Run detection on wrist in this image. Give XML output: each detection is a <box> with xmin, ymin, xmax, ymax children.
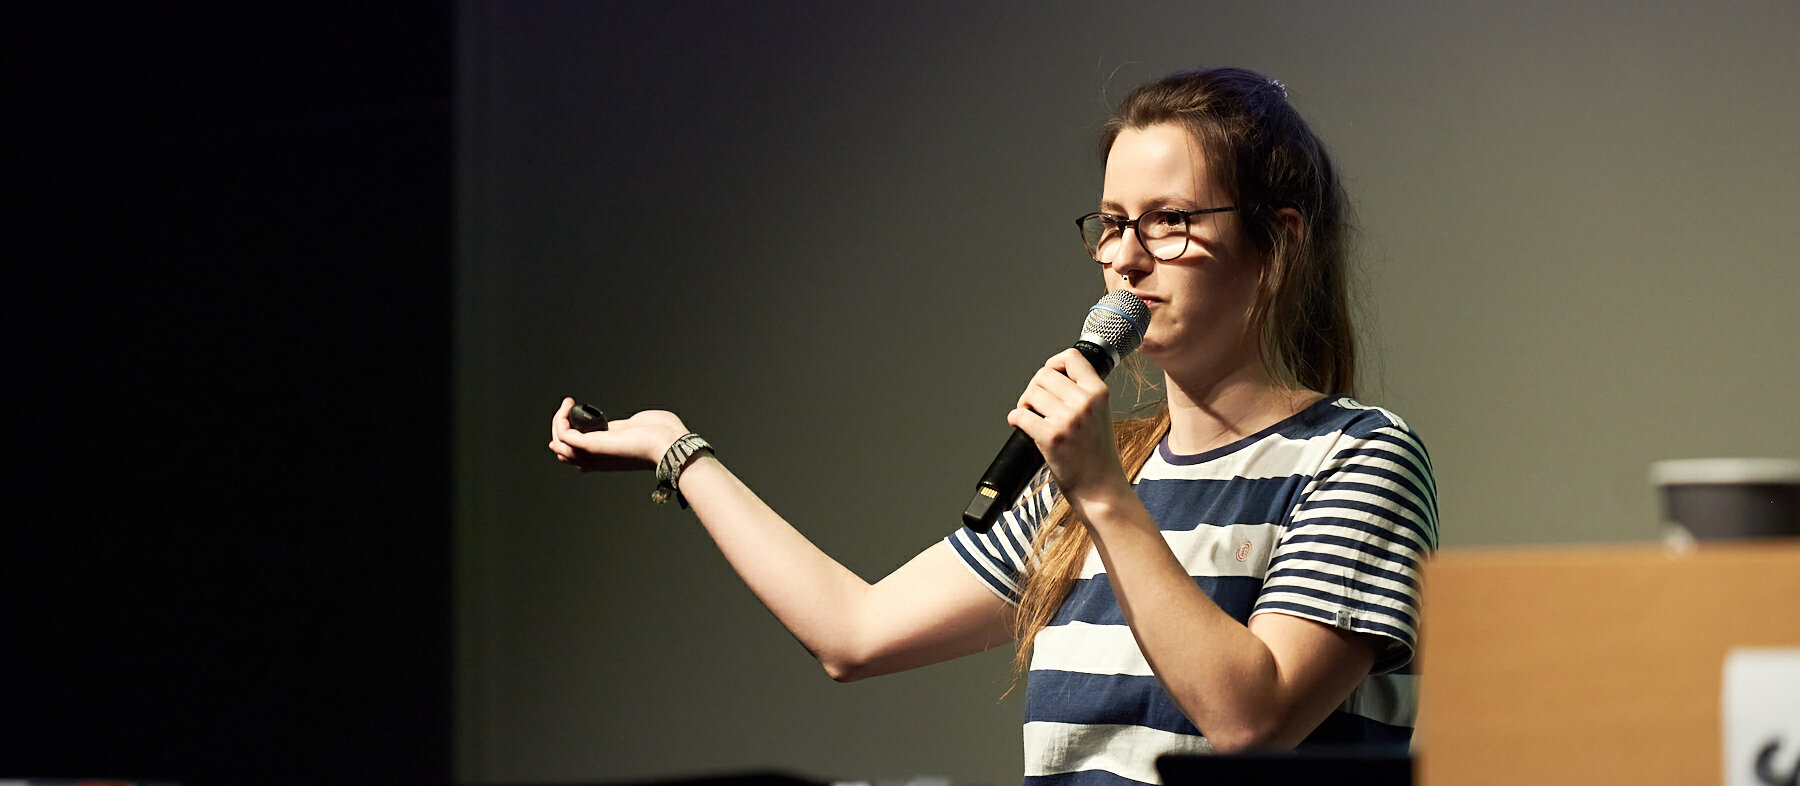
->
<box><xmin>653</xmin><ymin>432</ymin><xmax>715</xmax><ymax>509</ymax></box>
<box><xmin>1066</xmin><ymin>474</ymin><xmax>1141</xmax><ymax>531</ymax></box>
<box><xmin>651</xmin><ymin>426</ymin><xmax>687</xmax><ymax>462</ymax></box>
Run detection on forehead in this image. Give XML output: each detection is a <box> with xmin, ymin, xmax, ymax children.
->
<box><xmin>1101</xmin><ymin>123</ymin><xmax>1217</xmax><ymax>209</ymax></box>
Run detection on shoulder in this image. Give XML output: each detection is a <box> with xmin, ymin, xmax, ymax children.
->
<box><xmin>1302</xmin><ymin>396</ymin><xmax>1418</xmax><ymax>437</ymax></box>
<box><xmin>1258</xmin><ymin>398</ymin><xmax>1439</xmax><ymax>673</ymax></box>
<box><xmin>1308</xmin><ymin>397</ymin><xmax>1433</xmax><ymax>470</ymax></box>
<box><xmin>1295</xmin><ymin>396</ymin><xmax>1439</xmax><ymax>548</ymax></box>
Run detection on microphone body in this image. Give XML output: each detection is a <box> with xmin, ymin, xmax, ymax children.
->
<box><xmin>961</xmin><ymin>291</ymin><xmax>1149</xmax><ymax>532</ymax></box>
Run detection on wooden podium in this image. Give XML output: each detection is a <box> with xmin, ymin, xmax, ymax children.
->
<box><xmin>1416</xmin><ymin>540</ymin><xmax>1800</xmax><ymax>785</ymax></box>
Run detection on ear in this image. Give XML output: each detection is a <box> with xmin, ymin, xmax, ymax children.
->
<box><xmin>1273</xmin><ymin>206</ymin><xmax>1305</xmax><ymax>247</ymax></box>
<box><xmin>1255</xmin><ymin>207</ymin><xmax>1306</xmax><ymax>282</ymax></box>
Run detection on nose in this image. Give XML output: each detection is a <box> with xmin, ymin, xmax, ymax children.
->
<box><xmin>1107</xmin><ymin>224</ymin><xmax>1157</xmax><ymax>282</ymax></box>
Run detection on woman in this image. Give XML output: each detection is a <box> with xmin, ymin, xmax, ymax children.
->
<box><xmin>549</xmin><ymin>66</ymin><xmax>1437</xmax><ymax>784</ymax></box>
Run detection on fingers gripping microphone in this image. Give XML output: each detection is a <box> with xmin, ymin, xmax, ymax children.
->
<box><xmin>961</xmin><ymin>290</ymin><xmax>1150</xmax><ymax>532</ymax></box>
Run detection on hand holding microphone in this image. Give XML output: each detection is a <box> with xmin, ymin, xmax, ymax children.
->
<box><xmin>962</xmin><ymin>290</ymin><xmax>1149</xmax><ymax>532</ymax></box>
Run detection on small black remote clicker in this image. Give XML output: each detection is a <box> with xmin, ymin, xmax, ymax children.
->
<box><xmin>569</xmin><ymin>404</ymin><xmax>608</xmax><ymax>433</ymax></box>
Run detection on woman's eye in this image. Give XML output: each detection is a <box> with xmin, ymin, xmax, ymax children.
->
<box><xmin>1148</xmin><ymin>210</ymin><xmax>1184</xmax><ymax>229</ymax></box>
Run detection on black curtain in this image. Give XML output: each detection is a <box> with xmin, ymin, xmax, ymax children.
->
<box><xmin>5</xmin><ymin>5</ymin><xmax>454</xmax><ymax>784</ymax></box>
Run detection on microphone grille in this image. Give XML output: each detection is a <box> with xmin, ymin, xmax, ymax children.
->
<box><xmin>1083</xmin><ymin>290</ymin><xmax>1150</xmax><ymax>357</ymax></box>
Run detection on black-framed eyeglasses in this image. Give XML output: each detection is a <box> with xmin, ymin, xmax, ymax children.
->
<box><xmin>1075</xmin><ymin>206</ymin><xmax>1239</xmax><ymax>264</ymax></box>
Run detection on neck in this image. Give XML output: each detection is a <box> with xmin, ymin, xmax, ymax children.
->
<box><xmin>1159</xmin><ymin>360</ymin><xmax>1321</xmax><ymax>456</ymax></box>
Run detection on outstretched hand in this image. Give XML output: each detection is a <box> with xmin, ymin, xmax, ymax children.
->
<box><xmin>547</xmin><ymin>397</ymin><xmax>686</xmax><ymax>473</ymax></box>
<box><xmin>1006</xmin><ymin>348</ymin><xmax>1128</xmax><ymax>496</ymax></box>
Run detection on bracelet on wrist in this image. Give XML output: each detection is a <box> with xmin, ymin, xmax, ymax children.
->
<box><xmin>652</xmin><ymin>432</ymin><xmax>714</xmax><ymax>509</ymax></box>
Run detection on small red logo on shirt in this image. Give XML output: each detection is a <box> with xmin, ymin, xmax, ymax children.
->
<box><xmin>1236</xmin><ymin>539</ymin><xmax>1253</xmax><ymax>562</ymax></box>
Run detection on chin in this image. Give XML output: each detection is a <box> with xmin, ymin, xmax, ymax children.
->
<box><xmin>1140</xmin><ymin>323</ymin><xmax>1175</xmax><ymax>352</ymax></box>
<box><xmin>1136</xmin><ymin>339</ymin><xmax>1172</xmax><ymax>365</ymax></box>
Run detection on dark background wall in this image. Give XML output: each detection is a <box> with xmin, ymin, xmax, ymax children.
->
<box><xmin>6</xmin><ymin>5</ymin><xmax>453</xmax><ymax>784</ymax></box>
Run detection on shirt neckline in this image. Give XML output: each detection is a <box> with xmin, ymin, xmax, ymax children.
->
<box><xmin>1155</xmin><ymin>394</ymin><xmax>1345</xmax><ymax>466</ymax></box>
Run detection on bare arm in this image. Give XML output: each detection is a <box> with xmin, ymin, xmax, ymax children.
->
<box><xmin>1008</xmin><ymin>353</ymin><xmax>1382</xmax><ymax>752</ymax></box>
<box><xmin>548</xmin><ymin>398</ymin><xmax>1014</xmax><ymax>681</ymax></box>
<box><xmin>1072</xmin><ymin>485</ymin><xmax>1379</xmax><ymax>751</ymax></box>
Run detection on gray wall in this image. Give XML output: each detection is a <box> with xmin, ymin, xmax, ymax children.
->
<box><xmin>456</xmin><ymin>2</ymin><xmax>1799</xmax><ymax>783</ymax></box>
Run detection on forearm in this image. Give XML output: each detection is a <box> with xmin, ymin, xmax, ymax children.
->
<box><xmin>1071</xmin><ymin>485</ymin><xmax>1319</xmax><ymax>752</ymax></box>
<box><xmin>550</xmin><ymin>401</ymin><xmax>1013</xmax><ymax>681</ymax></box>
<box><xmin>674</xmin><ymin>456</ymin><xmax>877</xmax><ymax>676</ymax></box>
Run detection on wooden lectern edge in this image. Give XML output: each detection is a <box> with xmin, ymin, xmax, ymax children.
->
<box><xmin>1414</xmin><ymin>538</ymin><xmax>1800</xmax><ymax>785</ymax></box>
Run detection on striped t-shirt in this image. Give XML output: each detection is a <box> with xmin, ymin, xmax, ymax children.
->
<box><xmin>947</xmin><ymin>396</ymin><xmax>1438</xmax><ymax>786</ymax></box>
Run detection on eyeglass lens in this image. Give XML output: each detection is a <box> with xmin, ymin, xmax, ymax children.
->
<box><xmin>1082</xmin><ymin>210</ymin><xmax>1189</xmax><ymax>262</ymax></box>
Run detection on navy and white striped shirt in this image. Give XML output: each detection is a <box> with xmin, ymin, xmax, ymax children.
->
<box><xmin>947</xmin><ymin>396</ymin><xmax>1438</xmax><ymax>786</ymax></box>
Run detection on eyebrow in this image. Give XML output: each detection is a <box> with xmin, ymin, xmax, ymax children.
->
<box><xmin>1099</xmin><ymin>195</ymin><xmax>1202</xmax><ymax>214</ymax></box>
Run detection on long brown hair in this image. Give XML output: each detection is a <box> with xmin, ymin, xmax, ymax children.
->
<box><xmin>1010</xmin><ymin>67</ymin><xmax>1358</xmax><ymax>683</ymax></box>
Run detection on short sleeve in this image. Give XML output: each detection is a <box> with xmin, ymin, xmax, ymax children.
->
<box><xmin>945</xmin><ymin>467</ymin><xmax>1059</xmax><ymax>605</ymax></box>
<box><xmin>1251</xmin><ymin>417</ymin><xmax>1438</xmax><ymax>673</ymax></box>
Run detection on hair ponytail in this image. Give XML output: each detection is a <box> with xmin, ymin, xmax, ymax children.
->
<box><xmin>1010</xmin><ymin>406</ymin><xmax>1168</xmax><ymax>685</ymax></box>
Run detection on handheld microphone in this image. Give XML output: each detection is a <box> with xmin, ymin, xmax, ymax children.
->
<box><xmin>961</xmin><ymin>290</ymin><xmax>1149</xmax><ymax>532</ymax></box>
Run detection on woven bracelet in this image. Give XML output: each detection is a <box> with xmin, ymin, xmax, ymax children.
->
<box><xmin>652</xmin><ymin>433</ymin><xmax>714</xmax><ymax>509</ymax></box>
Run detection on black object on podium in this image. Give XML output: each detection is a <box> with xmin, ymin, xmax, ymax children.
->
<box><xmin>1157</xmin><ymin>747</ymin><xmax>1412</xmax><ymax>786</ymax></box>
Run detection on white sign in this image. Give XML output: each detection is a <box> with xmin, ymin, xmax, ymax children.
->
<box><xmin>1724</xmin><ymin>648</ymin><xmax>1800</xmax><ymax>786</ymax></box>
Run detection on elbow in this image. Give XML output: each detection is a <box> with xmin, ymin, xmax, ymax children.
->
<box><xmin>1203</xmin><ymin>721</ymin><xmax>1293</xmax><ymax>756</ymax></box>
<box><xmin>1185</xmin><ymin>690</ymin><xmax>1318</xmax><ymax>754</ymax></box>
<box><xmin>821</xmin><ymin>657</ymin><xmax>865</xmax><ymax>683</ymax></box>
<box><xmin>1205</xmin><ymin>733</ymin><xmax>1273</xmax><ymax>756</ymax></box>
<box><xmin>814</xmin><ymin>615</ymin><xmax>884</xmax><ymax>682</ymax></box>
<box><xmin>817</xmin><ymin>649</ymin><xmax>876</xmax><ymax>683</ymax></box>
<box><xmin>820</xmin><ymin>643</ymin><xmax>909</xmax><ymax>683</ymax></box>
